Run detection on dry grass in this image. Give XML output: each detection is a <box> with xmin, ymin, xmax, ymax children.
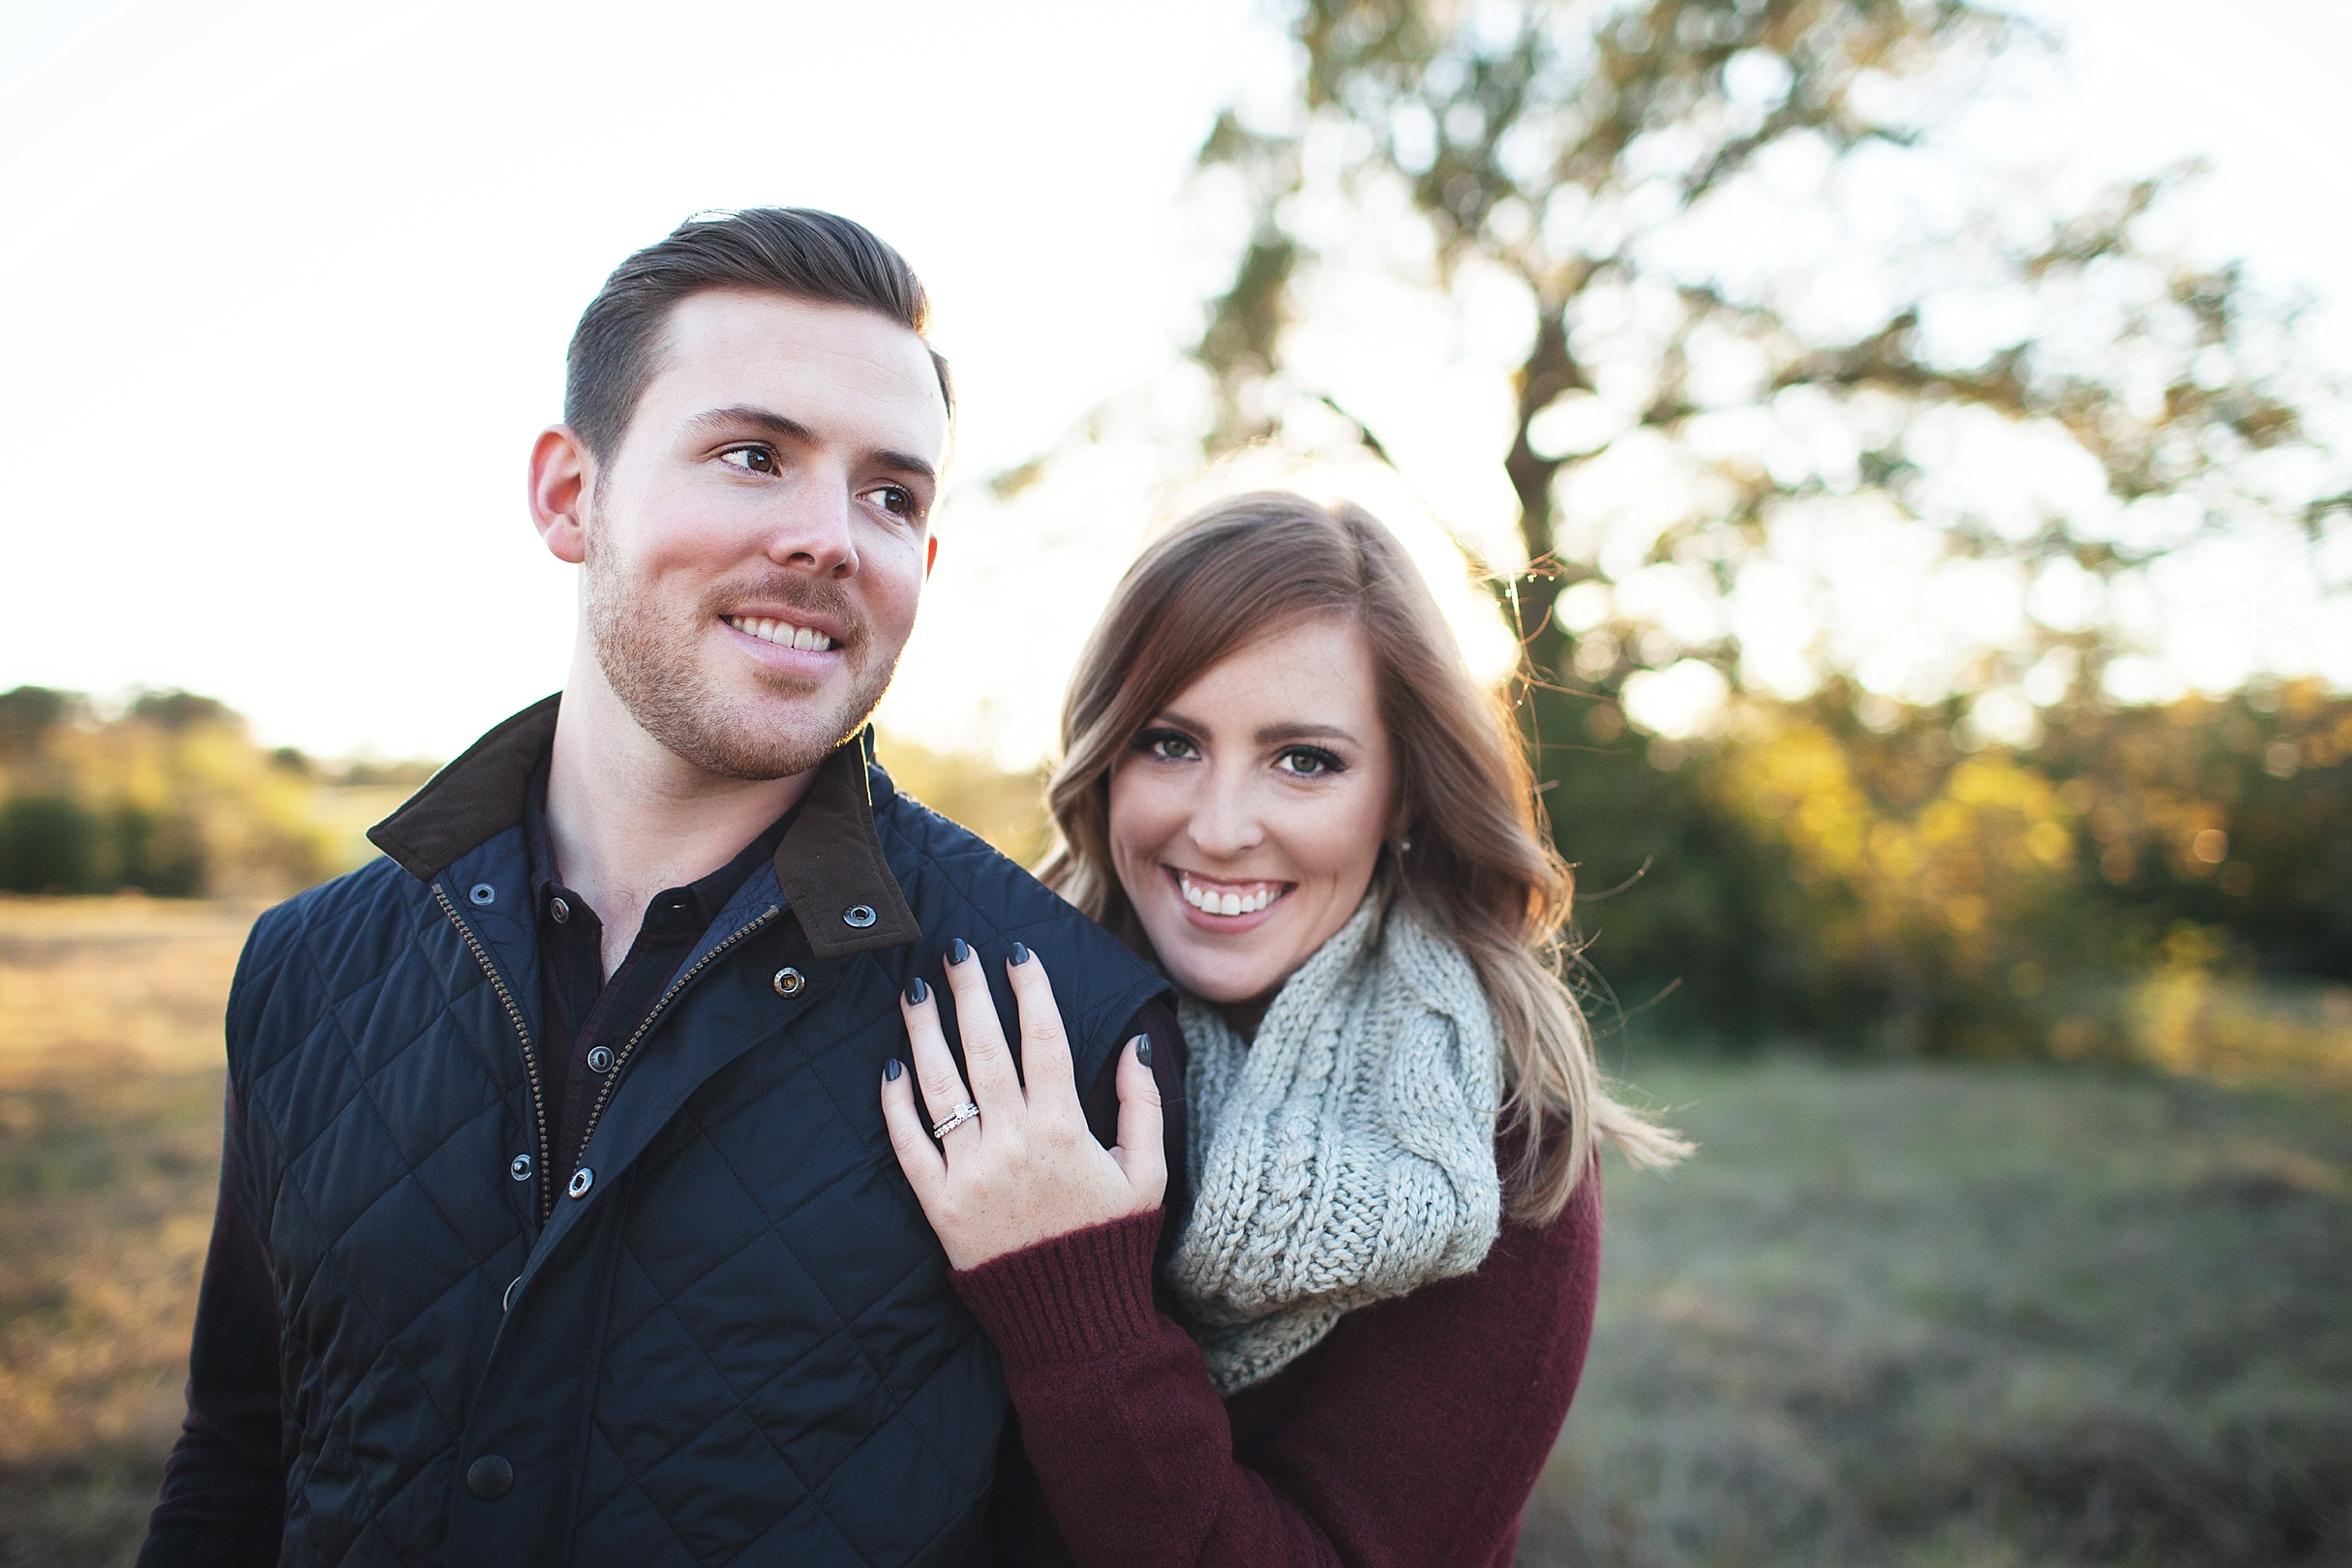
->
<box><xmin>1524</xmin><ymin>1054</ymin><xmax>2352</xmax><ymax>1567</ymax></box>
<box><xmin>0</xmin><ymin>898</ymin><xmax>241</xmax><ymax>1568</ymax></box>
<box><xmin>2</xmin><ymin>898</ymin><xmax>2347</xmax><ymax>1567</ymax></box>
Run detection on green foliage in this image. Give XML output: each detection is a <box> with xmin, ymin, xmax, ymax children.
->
<box><xmin>1551</xmin><ymin>680</ymin><xmax>2352</xmax><ymax>1062</ymax></box>
<box><xmin>0</xmin><ymin>798</ymin><xmax>105</xmax><ymax>896</ymax></box>
<box><xmin>0</xmin><ymin>686</ymin><xmax>335</xmax><ymax>898</ymax></box>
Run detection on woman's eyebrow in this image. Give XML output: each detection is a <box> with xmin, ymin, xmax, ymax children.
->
<box><xmin>1253</xmin><ymin>722</ymin><xmax>1357</xmax><ymax>745</ymax></box>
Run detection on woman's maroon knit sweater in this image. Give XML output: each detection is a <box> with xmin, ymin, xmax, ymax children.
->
<box><xmin>951</xmin><ymin>1151</ymin><xmax>1603</xmax><ymax>1568</ymax></box>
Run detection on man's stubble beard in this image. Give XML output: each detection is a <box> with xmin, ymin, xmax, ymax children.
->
<box><xmin>581</xmin><ymin>524</ymin><xmax>897</xmax><ymax>782</ymax></box>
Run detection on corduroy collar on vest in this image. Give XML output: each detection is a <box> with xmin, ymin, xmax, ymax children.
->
<box><xmin>365</xmin><ymin>694</ymin><xmax>920</xmax><ymax>959</ymax></box>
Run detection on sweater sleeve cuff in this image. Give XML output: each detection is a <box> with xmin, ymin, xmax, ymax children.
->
<box><xmin>951</xmin><ymin>1208</ymin><xmax>1166</xmax><ymax>1371</ymax></box>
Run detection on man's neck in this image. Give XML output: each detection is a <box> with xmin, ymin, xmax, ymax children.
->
<box><xmin>546</xmin><ymin>661</ymin><xmax>819</xmax><ymax>979</ymax></box>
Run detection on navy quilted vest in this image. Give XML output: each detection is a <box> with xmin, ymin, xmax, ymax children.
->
<box><xmin>224</xmin><ymin>706</ymin><xmax>1167</xmax><ymax>1567</ymax></box>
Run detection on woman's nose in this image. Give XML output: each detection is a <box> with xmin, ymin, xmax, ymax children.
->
<box><xmin>1186</xmin><ymin>770</ymin><xmax>1264</xmax><ymax>859</ymax></box>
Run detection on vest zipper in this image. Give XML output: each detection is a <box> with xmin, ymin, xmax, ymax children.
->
<box><xmin>568</xmin><ymin>904</ymin><xmax>783</xmax><ymax>1179</ymax></box>
<box><xmin>433</xmin><ymin>882</ymin><xmax>554</xmax><ymax>1222</ymax></box>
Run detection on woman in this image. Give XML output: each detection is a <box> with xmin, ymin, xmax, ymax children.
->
<box><xmin>877</xmin><ymin>493</ymin><xmax>1688</xmax><ymax>1566</ymax></box>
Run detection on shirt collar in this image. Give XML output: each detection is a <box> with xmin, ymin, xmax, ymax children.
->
<box><xmin>368</xmin><ymin>694</ymin><xmax>919</xmax><ymax>957</ymax></box>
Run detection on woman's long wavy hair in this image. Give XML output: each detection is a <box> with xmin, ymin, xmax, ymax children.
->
<box><xmin>1040</xmin><ymin>492</ymin><xmax>1689</xmax><ymax>1221</ymax></box>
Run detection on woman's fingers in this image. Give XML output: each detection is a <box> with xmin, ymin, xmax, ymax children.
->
<box><xmin>899</xmin><ymin>976</ymin><xmax>975</xmax><ymax>1135</ymax></box>
<box><xmin>1109</xmin><ymin>1036</ymin><xmax>1168</xmax><ymax>1208</ymax></box>
<box><xmin>1002</xmin><ymin>945</ymin><xmax>1077</xmax><ymax>1109</ymax></box>
<box><xmin>878</xmin><ymin>1059</ymin><xmax>948</xmax><ymax>1206</ymax></box>
<box><xmin>939</xmin><ymin>940</ymin><xmax>1024</xmax><ymax>1119</ymax></box>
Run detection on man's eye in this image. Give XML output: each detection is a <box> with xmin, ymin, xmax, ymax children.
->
<box><xmin>719</xmin><ymin>446</ymin><xmax>777</xmax><ymax>474</ymax></box>
<box><xmin>865</xmin><ymin>484</ymin><xmax>917</xmax><ymax>517</ymax></box>
<box><xmin>1275</xmin><ymin>746</ymin><xmax>1344</xmax><ymax>777</ymax></box>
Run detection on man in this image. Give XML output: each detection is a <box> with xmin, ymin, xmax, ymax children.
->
<box><xmin>139</xmin><ymin>208</ymin><xmax>1179</xmax><ymax>1567</ymax></box>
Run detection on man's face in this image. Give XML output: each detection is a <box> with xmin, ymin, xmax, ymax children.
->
<box><xmin>573</xmin><ymin>289</ymin><xmax>948</xmax><ymax>780</ymax></box>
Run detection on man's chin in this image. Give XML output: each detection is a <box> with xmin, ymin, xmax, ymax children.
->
<box><xmin>647</xmin><ymin>681</ymin><xmax>882</xmax><ymax>783</ymax></box>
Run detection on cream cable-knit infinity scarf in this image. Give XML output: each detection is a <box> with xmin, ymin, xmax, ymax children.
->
<box><xmin>1168</xmin><ymin>893</ymin><xmax>1504</xmax><ymax>1394</ymax></box>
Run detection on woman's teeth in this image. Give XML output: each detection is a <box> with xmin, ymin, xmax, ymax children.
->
<box><xmin>1179</xmin><ymin>873</ymin><xmax>1280</xmax><ymax>917</ymax></box>
<box><xmin>726</xmin><ymin>616</ymin><xmax>834</xmax><ymax>651</ymax></box>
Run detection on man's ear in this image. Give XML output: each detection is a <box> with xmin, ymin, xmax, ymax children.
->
<box><xmin>529</xmin><ymin>425</ymin><xmax>595</xmax><ymax>564</ymax></box>
<box><xmin>924</xmin><ymin>532</ymin><xmax>939</xmax><ymax>580</ymax></box>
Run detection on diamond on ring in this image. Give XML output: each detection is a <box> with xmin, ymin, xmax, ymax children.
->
<box><xmin>930</xmin><ymin>1101</ymin><xmax>980</xmax><ymax>1140</ymax></box>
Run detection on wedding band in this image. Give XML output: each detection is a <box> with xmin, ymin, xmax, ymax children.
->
<box><xmin>929</xmin><ymin>1101</ymin><xmax>980</xmax><ymax>1139</ymax></box>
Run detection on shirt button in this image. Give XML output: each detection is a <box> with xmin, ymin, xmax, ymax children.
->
<box><xmin>468</xmin><ymin>883</ymin><xmax>496</xmax><ymax>907</ymax></box>
<box><xmin>772</xmin><ymin>967</ymin><xmax>805</xmax><ymax>997</ymax></box>
<box><xmin>568</xmin><ymin>1167</ymin><xmax>594</xmax><ymax>1199</ymax></box>
<box><xmin>550</xmin><ymin>896</ymin><xmax>570</xmax><ymax>923</ymax></box>
<box><xmin>465</xmin><ymin>1455</ymin><xmax>515</xmax><ymax>1499</ymax></box>
<box><xmin>508</xmin><ymin>1154</ymin><xmax>532</xmax><ymax>1181</ymax></box>
<box><xmin>586</xmin><ymin>1045</ymin><xmax>614</xmax><ymax>1073</ymax></box>
<box><xmin>842</xmin><ymin>905</ymin><xmax>877</xmax><ymax>928</ymax></box>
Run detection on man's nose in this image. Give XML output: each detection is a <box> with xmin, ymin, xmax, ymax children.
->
<box><xmin>764</xmin><ymin>479</ymin><xmax>859</xmax><ymax>577</ymax></box>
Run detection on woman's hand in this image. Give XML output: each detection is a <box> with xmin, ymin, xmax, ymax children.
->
<box><xmin>881</xmin><ymin>941</ymin><xmax>1165</xmax><ymax>1271</ymax></box>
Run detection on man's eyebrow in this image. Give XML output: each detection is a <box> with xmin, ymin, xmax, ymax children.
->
<box><xmin>687</xmin><ymin>405</ymin><xmax>815</xmax><ymax>444</ymax></box>
<box><xmin>871</xmin><ymin>448</ymin><xmax>938</xmax><ymax>485</ymax></box>
<box><xmin>684</xmin><ymin>405</ymin><xmax>938</xmax><ymax>485</ymax></box>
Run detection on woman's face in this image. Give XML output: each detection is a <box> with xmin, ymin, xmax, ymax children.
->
<box><xmin>1107</xmin><ymin>616</ymin><xmax>1397</xmax><ymax>1014</ymax></box>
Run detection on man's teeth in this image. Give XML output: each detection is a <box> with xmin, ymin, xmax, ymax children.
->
<box><xmin>1179</xmin><ymin>874</ymin><xmax>1279</xmax><ymax>917</ymax></box>
<box><xmin>726</xmin><ymin>616</ymin><xmax>834</xmax><ymax>651</ymax></box>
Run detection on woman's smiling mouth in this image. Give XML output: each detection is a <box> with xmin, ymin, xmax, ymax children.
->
<box><xmin>1169</xmin><ymin>867</ymin><xmax>1291</xmax><ymax>921</ymax></box>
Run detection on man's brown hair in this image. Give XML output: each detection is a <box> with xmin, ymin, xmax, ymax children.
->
<box><xmin>564</xmin><ymin>207</ymin><xmax>952</xmax><ymax>460</ymax></box>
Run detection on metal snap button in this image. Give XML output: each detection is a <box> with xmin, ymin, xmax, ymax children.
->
<box><xmin>508</xmin><ymin>1154</ymin><xmax>532</xmax><ymax>1181</ymax></box>
<box><xmin>550</xmin><ymin>895</ymin><xmax>570</xmax><ymax>923</ymax></box>
<box><xmin>465</xmin><ymin>1454</ymin><xmax>515</xmax><ymax>1499</ymax></box>
<box><xmin>567</xmin><ymin>1167</ymin><xmax>594</xmax><ymax>1199</ymax></box>
<box><xmin>469</xmin><ymin>883</ymin><xmax>496</xmax><ymax>907</ymax></box>
<box><xmin>772</xmin><ymin>967</ymin><xmax>805</xmax><ymax>996</ymax></box>
<box><xmin>843</xmin><ymin>905</ymin><xmax>877</xmax><ymax>928</ymax></box>
<box><xmin>502</xmin><ymin>1275</ymin><xmax>522</xmax><ymax>1312</ymax></box>
<box><xmin>586</xmin><ymin>1046</ymin><xmax>614</xmax><ymax>1073</ymax></box>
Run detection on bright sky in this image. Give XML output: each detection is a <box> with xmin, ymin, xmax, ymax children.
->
<box><xmin>2</xmin><ymin>0</ymin><xmax>2347</xmax><ymax>765</ymax></box>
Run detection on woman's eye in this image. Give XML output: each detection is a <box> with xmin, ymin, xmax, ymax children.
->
<box><xmin>1275</xmin><ymin>746</ymin><xmax>1344</xmax><ymax>777</ymax></box>
<box><xmin>1133</xmin><ymin>729</ymin><xmax>1199</xmax><ymax>762</ymax></box>
<box><xmin>719</xmin><ymin>446</ymin><xmax>777</xmax><ymax>474</ymax></box>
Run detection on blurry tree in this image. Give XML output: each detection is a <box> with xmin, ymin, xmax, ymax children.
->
<box><xmin>1197</xmin><ymin>0</ymin><xmax>2341</xmax><ymax>678</ymax></box>
<box><xmin>1187</xmin><ymin>0</ymin><xmax>2349</xmax><ymax>1051</ymax></box>
<box><xmin>0</xmin><ymin>686</ymin><xmax>333</xmax><ymax>897</ymax></box>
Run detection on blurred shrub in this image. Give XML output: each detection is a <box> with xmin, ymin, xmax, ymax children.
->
<box><xmin>0</xmin><ymin>686</ymin><xmax>335</xmax><ymax>898</ymax></box>
<box><xmin>1539</xmin><ymin>678</ymin><xmax>2352</xmax><ymax>1073</ymax></box>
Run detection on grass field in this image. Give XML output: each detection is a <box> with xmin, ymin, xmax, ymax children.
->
<box><xmin>0</xmin><ymin>898</ymin><xmax>2346</xmax><ymax>1567</ymax></box>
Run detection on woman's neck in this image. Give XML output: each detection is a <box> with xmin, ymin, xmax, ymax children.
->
<box><xmin>1210</xmin><ymin>994</ymin><xmax>1273</xmax><ymax>1040</ymax></box>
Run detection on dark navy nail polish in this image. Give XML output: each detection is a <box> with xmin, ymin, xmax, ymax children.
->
<box><xmin>884</xmin><ymin>1058</ymin><xmax>903</xmax><ymax>1082</ymax></box>
<box><xmin>1132</xmin><ymin>1036</ymin><xmax>1152</xmax><ymax>1069</ymax></box>
<box><xmin>949</xmin><ymin>937</ymin><xmax>971</xmax><ymax>965</ymax></box>
<box><xmin>905</xmin><ymin>977</ymin><xmax>928</xmax><ymax>1006</ymax></box>
<box><xmin>1010</xmin><ymin>942</ymin><xmax>1032</xmax><ymax>966</ymax></box>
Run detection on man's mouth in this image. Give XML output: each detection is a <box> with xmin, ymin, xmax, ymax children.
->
<box><xmin>1174</xmin><ymin>869</ymin><xmax>1289</xmax><ymax>918</ymax></box>
<box><xmin>723</xmin><ymin>615</ymin><xmax>835</xmax><ymax>652</ymax></box>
